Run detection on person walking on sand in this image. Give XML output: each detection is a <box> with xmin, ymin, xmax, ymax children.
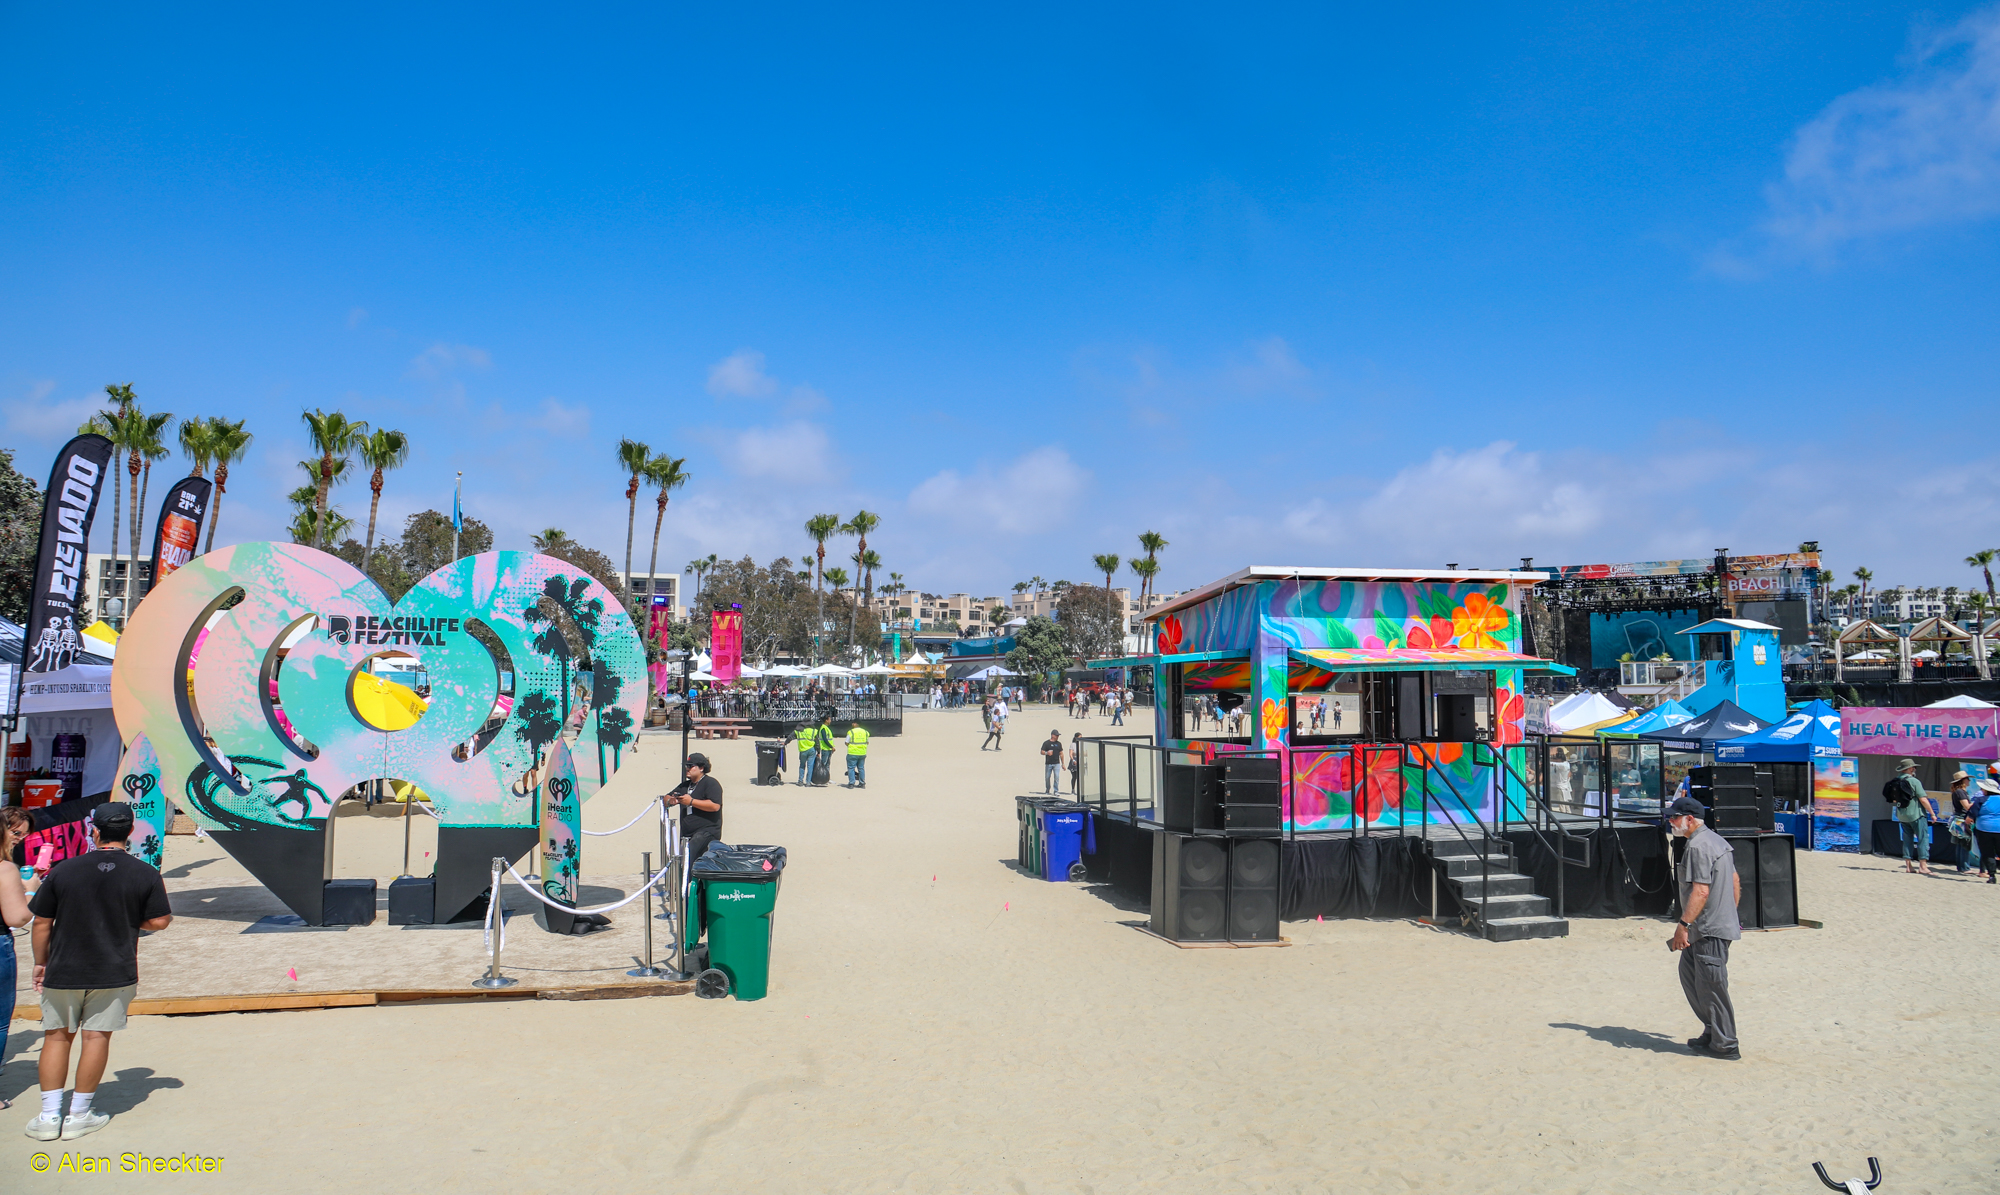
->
<box><xmin>1041</xmin><ymin>730</ymin><xmax>1064</xmax><ymax>793</ymax></box>
<box><xmin>983</xmin><ymin>700</ymin><xmax>1007</xmax><ymax>751</ymax></box>
<box><xmin>1887</xmin><ymin>758</ymin><xmax>1936</xmax><ymax>876</ymax></box>
<box><xmin>24</xmin><ymin>802</ymin><xmax>172</xmax><ymax>1142</ymax></box>
<box><xmin>1664</xmin><ymin>795</ymin><xmax>1741</xmax><ymax>1061</ymax></box>
<box><xmin>1972</xmin><ymin>779</ymin><xmax>2000</xmax><ymax>884</ymax></box>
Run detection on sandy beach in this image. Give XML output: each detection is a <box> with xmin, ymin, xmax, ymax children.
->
<box><xmin>4</xmin><ymin>705</ymin><xmax>1998</xmax><ymax>1193</ymax></box>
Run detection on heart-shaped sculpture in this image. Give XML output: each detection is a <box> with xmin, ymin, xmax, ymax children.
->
<box><xmin>112</xmin><ymin>542</ymin><xmax>646</xmax><ymax>831</ymax></box>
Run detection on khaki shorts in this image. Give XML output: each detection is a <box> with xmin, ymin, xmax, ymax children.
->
<box><xmin>40</xmin><ymin>986</ymin><xmax>138</xmax><ymax>1033</ymax></box>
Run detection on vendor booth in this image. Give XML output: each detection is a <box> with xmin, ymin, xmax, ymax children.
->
<box><xmin>1839</xmin><ymin>705</ymin><xmax>1999</xmax><ymax>859</ymax></box>
<box><xmin>1072</xmin><ymin>567</ymin><xmax>1683</xmax><ymax>943</ymax></box>
<box><xmin>1712</xmin><ymin>700</ymin><xmax>1846</xmax><ymax>850</ymax></box>
<box><xmin>2</xmin><ymin>615</ymin><xmax>121</xmax><ymax>867</ymax></box>
<box><xmin>1635</xmin><ymin>700</ymin><xmax>1772</xmax><ymax>813</ymax></box>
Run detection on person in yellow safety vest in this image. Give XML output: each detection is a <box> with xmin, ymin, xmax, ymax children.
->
<box><xmin>812</xmin><ymin>715</ymin><xmax>836</xmax><ymax>786</ymax></box>
<box><xmin>844</xmin><ymin>723</ymin><xmax>871</xmax><ymax>789</ymax></box>
<box><xmin>793</xmin><ymin>721</ymin><xmax>818</xmax><ymax>786</ymax></box>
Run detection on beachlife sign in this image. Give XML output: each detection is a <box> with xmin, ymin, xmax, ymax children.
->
<box><xmin>1840</xmin><ymin>706</ymin><xmax>1999</xmax><ymax>760</ymax></box>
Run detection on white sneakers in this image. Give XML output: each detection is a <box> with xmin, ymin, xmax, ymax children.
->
<box><xmin>63</xmin><ymin>1110</ymin><xmax>110</xmax><ymax>1139</ymax></box>
<box><xmin>22</xmin><ymin>1109</ymin><xmax>109</xmax><ymax>1141</ymax></box>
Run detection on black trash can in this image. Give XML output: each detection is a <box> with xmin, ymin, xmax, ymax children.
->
<box><xmin>755</xmin><ymin>740</ymin><xmax>786</xmax><ymax>786</ymax></box>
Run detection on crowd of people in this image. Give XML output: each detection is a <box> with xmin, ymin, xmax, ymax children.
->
<box><xmin>1886</xmin><ymin>758</ymin><xmax>2000</xmax><ymax>882</ymax></box>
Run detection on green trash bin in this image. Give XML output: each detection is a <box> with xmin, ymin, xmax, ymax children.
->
<box><xmin>693</xmin><ymin>845</ymin><xmax>787</xmax><ymax>1001</ymax></box>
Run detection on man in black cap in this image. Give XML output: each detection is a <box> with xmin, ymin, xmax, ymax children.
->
<box><xmin>24</xmin><ymin>802</ymin><xmax>172</xmax><ymax>1142</ymax></box>
<box><xmin>667</xmin><ymin>754</ymin><xmax>724</xmax><ymax>864</ymax></box>
<box><xmin>1664</xmin><ymin>795</ymin><xmax>1742</xmax><ymax>1061</ymax></box>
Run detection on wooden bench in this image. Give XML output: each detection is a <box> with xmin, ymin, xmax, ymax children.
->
<box><xmin>692</xmin><ymin>717</ymin><xmax>754</xmax><ymax>740</ymax></box>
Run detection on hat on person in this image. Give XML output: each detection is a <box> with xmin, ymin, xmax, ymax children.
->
<box><xmin>91</xmin><ymin>801</ymin><xmax>135</xmax><ymax>832</ymax></box>
<box><xmin>1664</xmin><ymin>795</ymin><xmax>1707</xmax><ymax>820</ymax></box>
<box><xmin>1981</xmin><ymin>780</ymin><xmax>2000</xmax><ymax>794</ymax></box>
<box><xmin>685</xmin><ymin>753</ymin><xmax>711</xmax><ymax>772</ymax></box>
<box><xmin>1951</xmin><ymin>770</ymin><xmax>1971</xmax><ymax>784</ymax></box>
<box><xmin>1897</xmin><ymin>758</ymin><xmax>1918</xmax><ymax>771</ymax></box>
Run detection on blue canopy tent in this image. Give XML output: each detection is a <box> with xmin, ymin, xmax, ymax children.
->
<box><xmin>1600</xmin><ymin>699</ymin><xmax>1694</xmax><ymax>739</ymax></box>
<box><xmin>1713</xmin><ymin>699</ymin><xmax>1844</xmax><ymax>848</ymax></box>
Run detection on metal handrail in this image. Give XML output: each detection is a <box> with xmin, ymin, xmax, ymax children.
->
<box><xmin>1412</xmin><ymin>743</ymin><xmax>1503</xmax><ymax>930</ymax></box>
<box><xmin>1472</xmin><ymin>742</ymin><xmax>1591</xmax><ymax>919</ymax></box>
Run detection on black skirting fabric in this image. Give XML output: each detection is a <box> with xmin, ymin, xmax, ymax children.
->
<box><xmin>1279</xmin><ymin>836</ymin><xmax>1429</xmax><ymax>921</ymax></box>
<box><xmin>1502</xmin><ymin>825</ymin><xmax>1674</xmax><ymax>918</ymax></box>
<box><xmin>1082</xmin><ymin>815</ymin><xmax>1154</xmax><ymax>905</ymax></box>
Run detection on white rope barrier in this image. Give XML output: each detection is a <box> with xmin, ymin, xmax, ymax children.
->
<box><xmin>501</xmin><ymin>859</ymin><xmax>677</xmax><ymax>916</ymax></box>
<box><xmin>581</xmin><ymin>799</ymin><xmax>664</xmax><ymax>836</ymax></box>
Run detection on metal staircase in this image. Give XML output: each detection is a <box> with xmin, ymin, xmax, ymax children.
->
<box><xmin>1426</xmin><ymin>835</ymin><xmax>1569</xmax><ymax>941</ymax></box>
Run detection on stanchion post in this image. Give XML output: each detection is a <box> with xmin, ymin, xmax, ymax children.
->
<box><xmin>472</xmin><ymin>856</ymin><xmax>517</xmax><ymax>989</ymax></box>
<box><xmin>629</xmin><ymin>851</ymin><xmax>667</xmax><ymax>978</ymax></box>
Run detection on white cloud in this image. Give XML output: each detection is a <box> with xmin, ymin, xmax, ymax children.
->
<box><xmin>407</xmin><ymin>342</ymin><xmax>493</xmax><ymax>379</ymax></box>
<box><xmin>1222</xmin><ymin>336</ymin><xmax>1313</xmax><ymax>395</ymax></box>
<box><xmin>707</xmin><ymin>349</ymin><xmax>778</xmax><ymax>398</ymax></box>
<box><xmin>526</xmin><ymin>397</ymin><xmax>590</xmax><ymax>437</ymax></box>
<box><xmin>907</xmin><ymin>446</ymin><xmax>1091</xmax><ymax>535</ymax></box>
<box><xmin>4</xmin><ymin>381</ymin><xmax>104</xmax><ymax>443</ymax></box>
<box><xmin>727</xmin><ymin>422</ymin><xmax>839</xmax><ymax>483</ymax></box>
<box><xmin>1728</xmin><ymin>6</ymin><xmax>2000</xmax><ymax>263</ymax></box>
<box><xmin>345</xmin><ymin>307</ymin><xmax>369</xmax><ymax>330</ymax></box>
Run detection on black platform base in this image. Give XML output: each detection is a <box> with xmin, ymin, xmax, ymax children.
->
<box><xmin>434</xmin><ymin>826</ymin><xmax>541</xmax><ymax>925</ymax></box>
<box><xmin>387</xmin><ymin>876</ymin><xmax>436</xmax><ymax>926</ymax></box>
<box><xmin>209</xmin><ymin>825</ymin><xmax>331</xmax><ymax>925</ymax></box>
<box><xmin>322</xmin><ymin>878</ymin><xmax>377</xmax><ymax>926</ymax></box>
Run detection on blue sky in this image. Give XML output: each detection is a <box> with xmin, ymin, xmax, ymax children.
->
<box><xmin>4</xmin><ymin>2</ymin><xmax>1998</xmax><ymax>598</ymax></box>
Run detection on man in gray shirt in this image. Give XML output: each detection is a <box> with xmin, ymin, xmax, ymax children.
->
<box><xmin>1665</xmin><ymin>795</ymin><xmax>1742</xmax><ymax>1060</ymax></box>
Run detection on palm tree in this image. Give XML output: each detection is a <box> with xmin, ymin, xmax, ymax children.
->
<box><xmin>178</xmin><ymin>417</ymin><xmax>218</xmax><ymax>479</ymax></box>
<box><xmin>1030</xmin><ymin>575</ymin><xmax>1045</xmax><ymax>602</ymax></box>
<box><xmin>354</xmin><ymin>427</ymin><xmax>411</xmax><ymax>575</ymax></box>
<box><xmin>1853</xmin><ymin>566</ymin><xmax>1874</xmax><ymax>619</ymax></box>
<box><xmin>1130</xmin><ymin>557</ymin><xmax>1159</xmax><ymax>612</ymax></box>
<box><xmin>643</xmin><ymin>455</ymin><xmax>690</xmax><ymax>617</ymax></box>
<box><xmin>1968</xmin><ymin>549</ymin><xmax>1998</xmax><ymax>600</ymax></box>
<box><xmin>1093</xmin><ymin>553</ymin><xmax>1121</xmax><ymax>635</ymax></box>
<box><xmin>1136</xmin><ymin>530</ymin><xmax>1168</xmax><ymax>608</ymax></box>
<box><xmin>301</xmin><ymin>409</ymin><xmax>369</xmax><ymax>550</ymax></box>
<box><xmin>204</xmin><ymin>418</ymin><xmax>253</xmax><ymax>553</ymax></box>
<box><xmin>824</xmin><ymin>566</ymin><xmax>851</xmax><ymax>592</ymax></box>
<box><xmin>533</xmin><ymin>528</ymin><xmax>574</xmax><ymax>554</ymax></box>
<box><xmin>121</xmin><ymin>408</ymin><xmax>172</xmax><ymax>609</ymax></box>
<box><xmin>82</xmin><ymin>388</ymin><xmax>137</xmax><ymax>620</ymax></box>
<box><xmin>615</xmin><ymin>438</ymin><xmax>652</xmax><ymax>605</ymax></box>
<box><xmin>805</xmin><ymin>513</ymin><xmax>842</xmax><ymax>662</ymax></box>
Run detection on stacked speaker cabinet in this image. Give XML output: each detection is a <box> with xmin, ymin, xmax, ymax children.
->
<box><xmin>1161</xmin><ymin>762</ymin><xmax>1222</xmax><ymax>832</ymax></box>
<box><xmin>1726</xmin><ymin>832</ymin><xmax>1798</xmax><ymax>929</ymax></box>
<box><xmin>1691</xmin><ymin>763</ymin><xmax>1771</xmax><ymax>834</ymax></box>
<box><xmin>1150</xmin><ymin>833</ymin><xmax>1281</xmax><ymax>943</ymax></box>
<box><xmin>1218</xmin><ymin>756</ymin><xmax>1282</xmax><ymax>835</ymax></box>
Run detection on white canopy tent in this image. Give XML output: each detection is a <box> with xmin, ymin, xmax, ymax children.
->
<box><xmin>964</xmin><ymin>665</ymin><xmax>1019</xmax><ymax>680</ymax></box>
<box><xmin>15</xmin><ymin>663</ymin><xmax>121</xmax><ymax>796</ymax></box>
<box><xmin>854</xmin><ymin>662</ymin><xmax>895</xmax><ymax>674</ymax></box>
<box><xmin>1548</xmin><ymin>692</ymin><xmax>1631</xmax><ymax>734</ymax></box>
<box><xmin>1925</xmin><ymin>694</ymin><xmax>1997</xmax><ymax>709</ymax></box>
<box><xmin>808</xmin><ymin>663</ymin><xmax>854</xmax><ymax>675</ymax></box>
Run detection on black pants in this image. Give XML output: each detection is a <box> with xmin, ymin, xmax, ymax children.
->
<box><xmin>684</xmin><ymin>828</ymin><xmax>720</xmax><ymax>865</ymax></box>
<box><xmin>983</xmin><ymin>730</ymin><xmax>1002</xmax><ymax>749</ymax></box>
<box><xmin>1975</xmin><ymin>829</ymin><xmax>2000</xmax><ymax>878</ymax></box>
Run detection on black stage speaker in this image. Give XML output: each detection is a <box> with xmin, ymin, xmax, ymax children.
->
<box><xmin>387</xmin><ymin>876</ymin><xmax>436</xmax><ymax>925</ymax></box>
<box><xmin>1726</xmin><ymin>833</ymin><xmax>1797</xmax><ymax>929</ymax></box>
<box><xmin>1161</xmin><ymin>763</ymin><xmax>1221</xmax><ymax>832</ymax></box>
<box><xmin>1690</xmin><ymin>764</ymin><xmax>1755</xmax><ymax>789</ymax></box>
<box><xmin>1228</xmin><ymin>838</ymin><xmax>1281</xmax><ymax>942</ymax></box>
<box><xmin>1151</xmin><ymin>833</ymin><xmax>1228</xmax><ymax>942</ymax></box>
<box><xmin>1218</xmin><ymin>756</ymin><xmax>1282</xmax><ymax>835</ymax></box>
<box><xmin>321</xmin><ymin>878</ymin><xmax>377</xmax><ymax>927</ymax></box>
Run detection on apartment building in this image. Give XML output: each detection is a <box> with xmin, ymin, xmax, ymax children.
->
<box><xmin>869</xmin><ymin>591</ymin><xmax>1009</xmax><ymax>634</ymax></box>
<box><xmin>609</xmin><ymin>572</ymin><xmax>684</xmax><ymax>620</ymax></box>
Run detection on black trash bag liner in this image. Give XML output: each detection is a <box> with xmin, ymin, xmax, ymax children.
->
<box><xmin>693</xmin><ymin>843</ymin><xmax>788</xmax><ymax>878</ymax></box>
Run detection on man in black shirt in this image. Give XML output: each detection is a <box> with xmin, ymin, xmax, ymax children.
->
<box><xmin>668</xmin><ymin>753</ymin><xmax>724</xmax><ymax>863</ymax></box>
<box><xmin>25</xmin><ymin>802</ymin><xmax>171</xmax><ymax>1142</ymax></box>
<box><xmin>1041</xmin><ymin>730</ymin><xmax>1064</xmax><ymax>794</ymax></box>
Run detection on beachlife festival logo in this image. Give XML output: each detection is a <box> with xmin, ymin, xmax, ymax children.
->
<box><xmin>324</xmin><ymin>612</ymin><xmax>465</xmax><ymax>647</ymax></box>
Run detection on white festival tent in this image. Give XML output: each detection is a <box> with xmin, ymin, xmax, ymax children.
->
<box><xmin>1925</xmin><ymin>694</ymin><xmax>1998</xmax><ymax>709</ymax></box>
<box><xmin>965</xmin><ymin>665</ymin><xmax>1019</xmax><ymax>679</ymax></box>
<box><xmin>1</xmin><ymin>616</ymin><xmax>121</xmax><ymax>796</ymax></box>
<box><xmin>808</xmin><ymin>663</ymin><xmax>854</xmax><ymax>675</ymax></box>
<box><xmin>1547</xmin><ymin>692</ymin><xmax>1629</xmax><ymax>734</ymax></box>
<box><xmin>854</xmin><ymin>662</ymin><xmax>896</xmax><ymax>674</ymax></box>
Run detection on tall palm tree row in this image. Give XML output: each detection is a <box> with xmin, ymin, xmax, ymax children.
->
<box><xmin>615</xmin><ymin>438</ymin><xmax>652</xmax><ymax>607</ymax></box>
<box><xmin>643</xmin><ymin>455</ymin><xmax>690</xmax><ymax>619</ymax></box>
<box><xmin>1852</xmin><ymin>566</ymin><xmax>1874</xmax><ymax>620</ymax></box>
<box><xmin>1092</xmin><ymin>553</ymin><xmax>1121</xmax><ymax>641</ymax></box>
<box><xmin>302</xmin><ymin>409</ymin><xmax>369</xmax><ymax>551</ymax></box>
<box><xmin>1129</xmin><ymin>557</ymin><xmax>1159</xmax><ymax>612</ymax></box>
<box><xmin>1135</xmin><ymin>530</ymin><xmax>1168</xmax><ymax>609</ymax></box>
<box><xmin>130</xmin><ymin>409</ymin><xmax>174</xmax><ymax>582</ymax></box>
<box><xmin>805</xmin><ymin>513</ymin><xmax>842</xmax><ymax>662</ymax></box>
<box><xmin>204</xmin><ymin>418</ymin><xmax>253</xmax><ymax>553</ymax></box>
<box><xmin>1967</xmin><ymin>549</ymin><xmax>1998</xmax><ymax>600</ymax></box>
<box><xmin>356</xmin><ymin>428</ymin><xmax>412</xmax><ymax>575</ymax></box>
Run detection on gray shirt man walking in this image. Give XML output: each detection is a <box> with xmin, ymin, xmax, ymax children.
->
<box><xmin>1665</xmin><ymin>795</ymin><xmax>1742</xmax><ymax>1060</ymax></box>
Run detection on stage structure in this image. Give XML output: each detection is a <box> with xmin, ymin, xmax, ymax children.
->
<box><xmin>1076</xmin><ymin>567</ymin><xmax>1681</xmax><ymax>943</ymax></box>
<box><xmin>110</xmin><ymin>542</ymin><xmax>647</xmax><ymax>925</ymax></box>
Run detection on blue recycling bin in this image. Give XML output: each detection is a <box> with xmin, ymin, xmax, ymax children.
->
<box><xmin>1037</xmin><ymin>803</ymin><xmax>1096</xmax><ymax>882</ymax></box>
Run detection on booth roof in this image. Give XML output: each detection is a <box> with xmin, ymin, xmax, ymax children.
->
<box><xmin>1679</xmin><ymin>617</ymin><xmax>1781</xmax><ymax>635</ymax></box>
<box><xmin>1714</xmin><ymin>699</ymin><xmax>1842</xmax><ymax>761</ymax></box>
<box><xmin>1599</xmin><ymin>699</ymin><xmax>1694</xmax><ymax>738</ymax></box>
<box><xmin>1926</xmin><ymin>694</ymin><xmax>1997</xmax><ymax>709</ymax></box>
<box><xmin>1288</xmin><ymin>646</ymin><xmax>1574</xmax><ymax>675</ymax></box>
<box><xmin>0</xmin><ymin>615</ymin><xmax>114</xmax><ymax>668</ymax></box>
<box><xmin>1548</xmin><ymin>692</ymin><xmax>1629</xmax><ymax>733</ymax></box>
<box><xmin>1142</xmin><ymin>565</ymin><xmax>1548</xmax><ymax>623</ymax></box>
<box><xmin>1637</xmin><ymin>700</ymin><xmax>1771</xmax><ymax>749</ymax></box>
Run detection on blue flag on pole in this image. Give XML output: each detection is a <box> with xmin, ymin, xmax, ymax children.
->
<box><xmin>452</xmin><ymin>481</ymin><xmax>463</xmax><ymax>532</ymax></box>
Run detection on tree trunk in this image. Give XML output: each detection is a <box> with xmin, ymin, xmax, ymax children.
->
<box><xmin>205</xmin><ymin>463</ymin><xmax>228</xmax><ymax>553</ymax></box>
<box><xmin>106</xmin><ymin>464</ymin><xmax>122</xmax><ymax>625</ymax></box>
<box><xmin>314</xmin><ymin>453</ymin><xmax>334</xmax><ymax>550</ymax></box>
<box><xmin>133</xmin><ymin>460</ymin><xmax>154</xmax><ymax>608</ymax></box>
<box><xmin>127</xmin><ymin>454</ymin><xmax>141</xmax><ymax>611</ymax></box>
<box><xmin>623</xmin><ymin>477</ymin><xmax>639</xmax><ymax>607</ymax></box>
<box><xmin>363</xmin><ymin>469</ymin><xmax>385</xmax><ymax>574</ymax></box>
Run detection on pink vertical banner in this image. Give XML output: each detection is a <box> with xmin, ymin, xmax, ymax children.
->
<box><xmin>1841</xmin><ymin>707</ymin><xmax>1999</xmax><ymax>760</ymax></box>
<box><xmin>711</xmin><ymin>609</ymin><xmax>743</xmax><ymax>683</ymax></box>
<box><xmin>647</xmin><ymin>594</ymin><xmax>672</xmax><ymax>647</ymax></box>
